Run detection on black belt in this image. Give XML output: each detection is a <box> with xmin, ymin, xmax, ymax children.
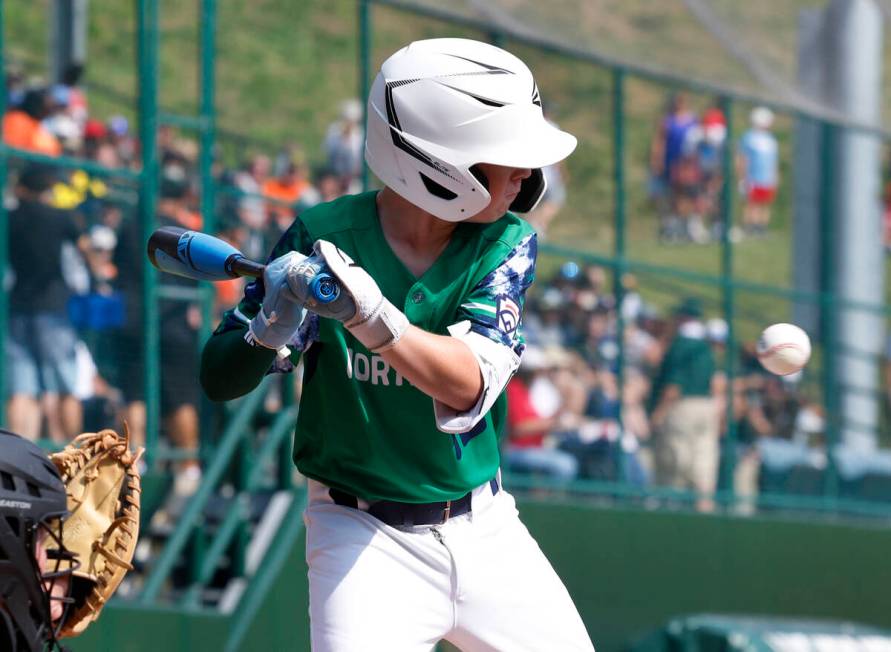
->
<box><xmin>329</xmin><ymin>477</ymin><xmax>500</xmax><ymax>527</ymax></box>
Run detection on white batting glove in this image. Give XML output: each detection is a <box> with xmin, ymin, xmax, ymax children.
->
<box><xmin>247</xmin><ymin>251</ymin><xmax>308</xmax><ymax>357</ymax></box>
<box><xmin>311</xmin><ymin>240</ymin><xmax>409</xmax><ymax>352</ymax></box>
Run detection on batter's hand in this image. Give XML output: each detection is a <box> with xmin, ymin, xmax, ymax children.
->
<box><xmin>308</xmin><ymin>240</ymin><xmax>409</xmax><ymax>352</ymax></box>
<box><xmin>248</xmin><ymin>251</ymin><xmax>309</xmax><ymax>354</ymax></box>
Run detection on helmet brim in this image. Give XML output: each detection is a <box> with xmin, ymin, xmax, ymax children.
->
<box><xmin>412</xmin><ymin>107</ymin><xmax>577</xmax><ymax>171</ymax></box>
<box><xmin>471</xmin><ymin>117</ymin><xmax>578</xmax><ymax>169</ymax></box>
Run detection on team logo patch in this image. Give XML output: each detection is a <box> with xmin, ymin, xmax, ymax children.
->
<box><xmin>496</xmin><ymin>296</ymin><xmax>520</xmax><ymax>334</ymax></box>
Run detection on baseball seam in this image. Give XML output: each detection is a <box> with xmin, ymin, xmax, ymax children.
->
<box><xmin>757</xmin><ymin>342</ymin><xmax>805</xmax><ymax>360</ymax></box>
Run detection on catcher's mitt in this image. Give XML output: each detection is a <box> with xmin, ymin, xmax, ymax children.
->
<box><xmin>49</xmin><ymin>427</ymin><xmax>143</xmax><ymax>638</ymax></box>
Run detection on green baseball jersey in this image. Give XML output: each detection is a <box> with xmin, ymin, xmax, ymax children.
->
<box><xmin>649</xmin><ymin>331</ymin><xmax>715</xmax><ymax>409</ymax></box>
<box><xmin>215</xmin><ymin>191</ymin><xmax>537</xmax><ymax>503</ymax></box>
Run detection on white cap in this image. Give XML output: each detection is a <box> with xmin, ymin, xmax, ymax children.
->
<box><xmin>750</xmin><ymin>106</ymin><xmax>774</xmax><ymax>129</ymax></box>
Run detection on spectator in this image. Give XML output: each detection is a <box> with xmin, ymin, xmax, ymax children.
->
<box><xmin>737</xmin><ymin>106</ymin><xmax>779</xmax><ymax>237</ymax></box>
<box><xmin>315</xmin><ymin>168</ymin><xmax>347</xmax><ymax>203</ymax></box>
<box><xmin>679</xmin><ymin>102</ymin><xmax>727</xmax><ymax>241</ymax></box>
<box><xmin>323</xmin><ymin>98</ymin><xmax>364</xmax><ymax>193</ymax></box>
<box><xmin>649</xmin><ymin>92</ymin><xmax>698</xmax><ymax>242</ymax></box>
<box><xmin>57</xmin><ymin>63</ymin><xmax>89</xmax><ymax>128</ymax></box>
<box><xmin>649</xmin><ymin>297</ymin><xmax>719</xmax><ymax>512</ymax></box>
<box><xmin>2</xmin><ymin>87</ymin><xmax>62</xmax><ymax>156</ymax></box>
<box><xmin>113</xmin><ymin>164</ymin><xmax>203</xmax><ymax>497</ymax></box>
<box><xmin>504</xmin><ymin>347</ymin><xmax>579</xmax><ymax>482</ymax></box>
<box><xmin>262</xmin><ymin>153</ymin><xmax>317</xmax><ymax>236</ymax></box>
<box><xmin>107</xmin><ymin>115</ymin><xmax>136</xmax><ymax>167</ymax></box>
<box><xmin>579</xmin><ymin>304</ymin><xmax>618</xmax><ymax>372</ymax></box>
<box><xmin>5</xmin><ymin>165</ymin><xmax>89</xmax><ymax>441</ymax></box>
<box><xmin>523</xmin><ymin>287</ymin><xmax>571</xmax><ymax>348</ymax></box>
<box><xmin>41</xmin><ymin>84</ymin><xmax>82</xmax><ymax>153</ymax></box>
<box><xmin>233</xmin><ymin>154</ymin><xmax>271</xmax><ymax>260</ymax></box>
<box><xmin>695</xmin><ymin>103</ymin><xmax>727</xmax><ymax>231</ymax></box>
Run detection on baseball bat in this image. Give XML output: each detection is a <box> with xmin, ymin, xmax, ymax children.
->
<box><xmin>146</xmin><ymin>226</ymin><xmax>340</xmax><ymax>303</ymax></box>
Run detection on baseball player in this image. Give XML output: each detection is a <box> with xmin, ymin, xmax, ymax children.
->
<box><xmin>202</xmin><ymin>38</ymin><xmax>595</xmax><ymax>650</ymax></box>
<box><xmin>0</xmin><ymin>430</ymin><xmax>75</xmax><ymax>651</ymax></box>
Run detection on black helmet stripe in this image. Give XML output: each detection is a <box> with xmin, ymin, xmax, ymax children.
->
<box><xmin>442</xmin><ymin>53</ymin><xmax>513</xmax><ymax>74</ymax></box>
<box><xmin>384</xmin><ymin>81</ymin><xmax>460</xmax><ymax>183</ymax></box>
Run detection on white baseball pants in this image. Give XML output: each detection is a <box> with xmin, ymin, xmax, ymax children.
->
<box><xmin>304</xmin><ymin>476</ymin><xmax>595</xmax><ymax>651</ymax></box>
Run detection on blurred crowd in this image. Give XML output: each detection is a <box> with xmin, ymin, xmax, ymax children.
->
<box><xmin>648</xmin><ymin>91</ymin><xmax>779</xmax><ymax>244</ymax></box>
<box><xmin>0</xmin><ymin>67</ymin><xmax>831</xmax><ymax>513</ymax></box>
<box><xmin>1</xmin><ymin>67</ymin><xmax>362</xmax><ymax>498</ymax></box>
<box><xmin>504</xmin><ymin>261</ymin><xmax>826</xmax><ymax>513</ymax></box>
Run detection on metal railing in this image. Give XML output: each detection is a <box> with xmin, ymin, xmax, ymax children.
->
<box><xmin>139</xmin><ymin>376</ymin><xmax>298</xmax><ymax>604</ymax></box>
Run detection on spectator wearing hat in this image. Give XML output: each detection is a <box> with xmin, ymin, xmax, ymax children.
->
<box><xmin>649</xmin><ymin>297</ymin><xmax>719</xmax><ymax>511</ymax></box>
<box><xmin>682</xmin><ymin>101</ymin><xmax>727</xmax><ymax>239</ymax></box>
<box><xmin>41</xmin><ymin>84</ymin><xmax>82</xmax><ymax>153</ymax></box>
<box><xmin>5</xmin><ymin>165</ymin><xmax>89</xmax><ymax>441</ymax></box>
<box><xmin>737</xmin><ymin>106</ymin><xmax>779</xmax><ymax>237</ymax></box>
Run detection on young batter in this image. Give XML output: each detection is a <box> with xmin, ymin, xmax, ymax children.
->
<box><xmin>201</xmin><ymin>38</ymin><xmax>594</xmax><ymax>651</ymax></box>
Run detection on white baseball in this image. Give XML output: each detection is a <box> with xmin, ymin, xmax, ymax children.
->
<box><xmin>756</xmin><ymin>323</ymin><xmax>811</xmax><ymax>376</ymax></box>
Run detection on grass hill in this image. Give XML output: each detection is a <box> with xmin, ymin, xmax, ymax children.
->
<box><xmin>2</xmin><ymin>1</ymin><xmax>858</xmax><ymax>335</ymax></box>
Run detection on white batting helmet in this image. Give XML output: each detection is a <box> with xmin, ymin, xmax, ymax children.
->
<box><xmin>365</xmin><ymin>38</ymin><xmax>578</xmax><ymax>222</ymax></box>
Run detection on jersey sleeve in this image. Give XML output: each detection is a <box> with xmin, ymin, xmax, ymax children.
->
<box><xmin>212</xmin><ymin>218</ymin><xmax>320</xmax><ymax>372</ymax></box>
<box><xmin>454</xmin><ymin>231</ymin><xmax>537</xmax><ymax>355</ymax></box>
<box><xmin>433</xmin><ymin>232</ymin><xmax>537</xmax><ymax>434</ymax></box>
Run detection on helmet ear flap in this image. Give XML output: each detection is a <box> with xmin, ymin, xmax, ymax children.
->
<box><xmin>510</xmin><ymin>168</ymin><xmax>546</xmax><ymax>213</ymax></box>
<box><xmin>469</xmin><ymin>165</ymin><xmax>489</xmax><ymax>191</ymax></box>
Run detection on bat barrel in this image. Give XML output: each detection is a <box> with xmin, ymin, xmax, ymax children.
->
<box><xmin>148</xmin><ymin>227</ymin><xmax>256</xmax><ymax>282</ymax></box>
<box><xmin>148</xmin><ymin>227</ymin><xmax>340</xmax><ymax>304</ymax></box>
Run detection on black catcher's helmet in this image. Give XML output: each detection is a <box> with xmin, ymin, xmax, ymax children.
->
<box><xmin>0</xmin><ymin>430</ymin><xmax>73</xmax><ymax>651</ymax></box>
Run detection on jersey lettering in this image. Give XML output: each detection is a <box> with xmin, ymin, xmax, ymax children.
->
<box><xmin>347</xmin><ymin>348</ymin><xmax>406</xmax><ymax>387</ymax></box>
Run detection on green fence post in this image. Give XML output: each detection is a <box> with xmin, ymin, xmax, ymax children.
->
<box><xmin>819</xmin><ymin>122</ymin><xmax>839</xmax><ymax>500</ymax></box>
<box><xmin>138</xmin><ymin>0</ymin><xmax>161</xmax><ymax>469</ymax></box>
<box><xmin>0</xmin><ymin>0</ymin><xmax>7</xmax><ymax>426</ymax></box>
<box><xmin>719</xmin><ymin>96</ymin><xmax>737</xmax><ymax>507</ymax></box>
<box><xmin>359</xmin><ymin>0</ymin><xmax>371</xmax><ymax>192</ymax></box>
<box><xmin>199</xmin><ymin>0</ymin><xmax>217</xmax><ymax>277</ymax></box>
<box><xmin>198</xmin><ymin>0</ymin><xmax>218</xmax><ymax>463</ymax></box>
<box><xmin>612</xmin><ymin>68</ymin><xmax>627</xmax><ymax>485</ymax></box>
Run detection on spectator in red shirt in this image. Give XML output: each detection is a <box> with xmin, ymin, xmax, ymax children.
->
<box><xmin>503</xmin><ymin>347</ymin><xmax>579</xmax><ymax>481</ymax></box>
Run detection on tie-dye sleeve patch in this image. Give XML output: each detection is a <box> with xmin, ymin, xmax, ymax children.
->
<box><xmin>456</xmin><ymin>232</ymin><xmax>537</xmax><ymax>354</ymax></box>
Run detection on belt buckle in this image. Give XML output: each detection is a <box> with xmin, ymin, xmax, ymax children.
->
<box><xmin>440</xmin><ymin>500</ymin><xmax>452</xmax><ymax>524</ymax></box>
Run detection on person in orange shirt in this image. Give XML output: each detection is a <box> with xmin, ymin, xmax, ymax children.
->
<box><xmin>262</xmin><ymin>157</ymin><xmax>315</xmax><ymax>236</ymax></box>
<box><xmin>3</xmin><ymin>88</ymin><xmax>62</xmax><ymax>157</ymax></box>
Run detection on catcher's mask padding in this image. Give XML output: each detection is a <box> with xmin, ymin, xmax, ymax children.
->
<box><xmin>0</xmin><ymin>429</ymin><xmax>71</xmax><ymax>652</ymax></box>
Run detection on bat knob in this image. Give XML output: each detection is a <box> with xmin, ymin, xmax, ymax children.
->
<box><xmin>310</xmin><ymin>273</ymin><xmax>340</xmax><ymax>304</ymax></box>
